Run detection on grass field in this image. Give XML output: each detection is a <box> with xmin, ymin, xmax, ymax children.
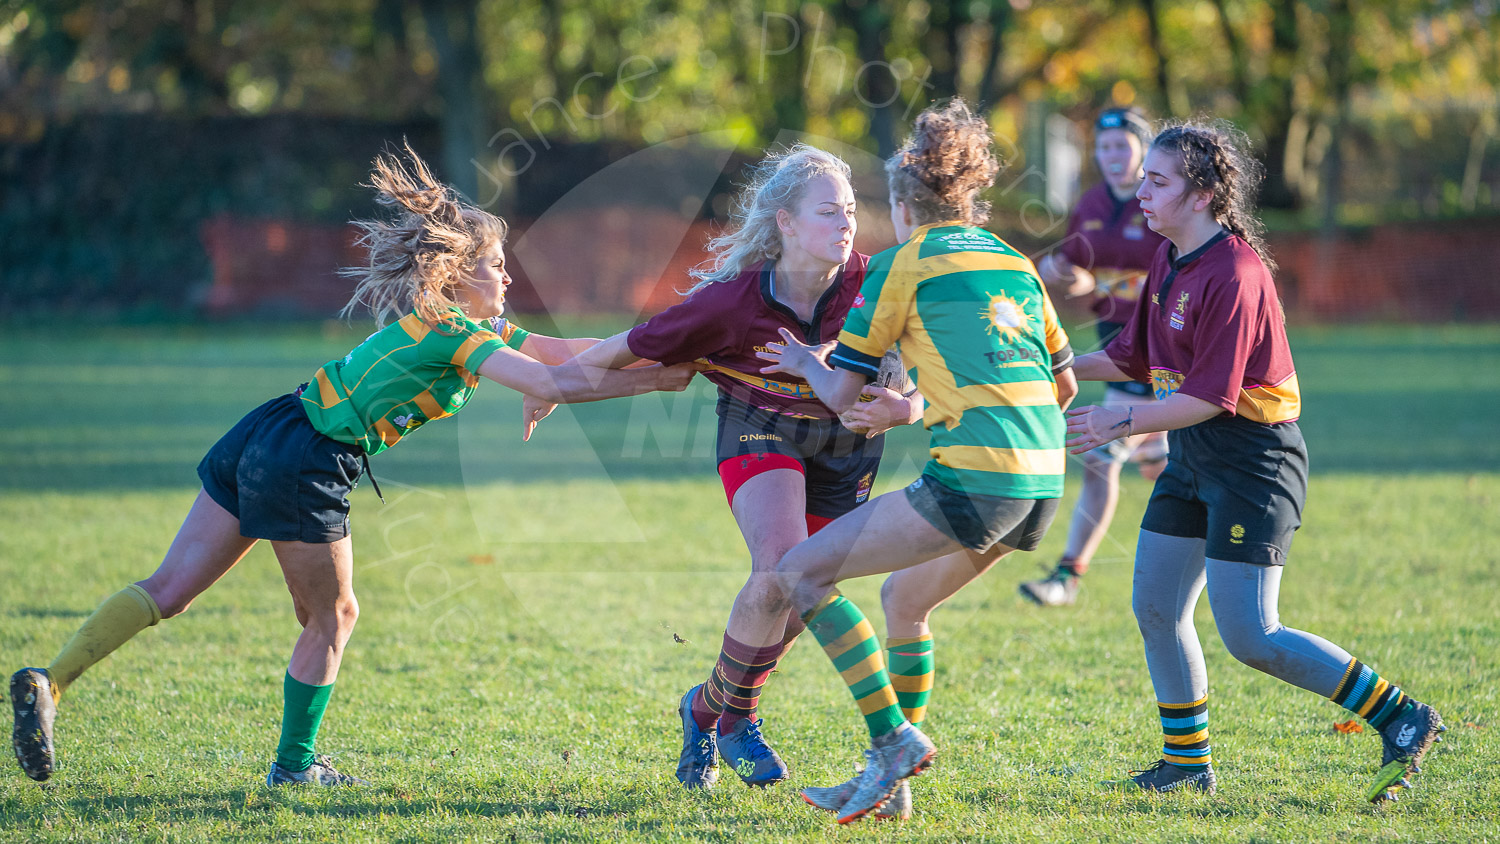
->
<box><xmin>2</xmin><ymin>321</ymin><xmax>1498</xmax><ymax>842</ymax></box>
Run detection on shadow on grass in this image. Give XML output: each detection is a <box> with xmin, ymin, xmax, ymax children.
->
<box><xmin>27</xmin><ymin>786</ymin><xmax>686</xmax><ymax>834</ymax></box>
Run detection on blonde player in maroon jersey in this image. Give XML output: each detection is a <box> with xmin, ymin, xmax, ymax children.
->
<box><xmin>526</xmin><ymin>145</ymin><xmax>926</xmax><ymax>799</ymax></box>
<box><xmin>1065</xmin><ymin>120</ymin><xmax>1444</xmax><ymax>801</ymax></box>
<box><xmin>1021</xmin><ymin>106</ymin><xmax>1169</xmax><ymax>607</ymax></box>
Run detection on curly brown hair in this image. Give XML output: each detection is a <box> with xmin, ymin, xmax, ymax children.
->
<box><xmin>886</xmin><ymin>98</ymin><xmax>1000</xmax><ymax>227</ymax></box>
<box><xmin>1151</xmin><ymin>121</ymin><xmax>1276</xmax><ymax>274</ymax></box>
<box><xmin>340</xmin><ymin>142</ymin><xmax>508</xmax><ymax>329</ymax></box>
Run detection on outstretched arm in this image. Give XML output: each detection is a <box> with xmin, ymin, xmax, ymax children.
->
<box><xmin>478</xmin><ymin>346</ymin><xmax>695</xmax><ymax>404</ymax></box>
<box><xmin>1064</xmin><ymin>392</ymin><xmax>1219</xmax><ymax>454</ymax></box>
<box><xmin>516</xmin><ymin>331</ymin><xmax>649</xmax><ymax>440</ymax></box>
<box><xmin>1071</xmin><ymin>350</ymin><xmax>1135</xmax><ymax>382</ymax></box>
<box><xmin>518</xmin><ymin>333</ymin><xmax>604</xmax><ymax>365</ymax></box>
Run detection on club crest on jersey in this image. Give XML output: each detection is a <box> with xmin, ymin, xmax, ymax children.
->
<box><xmin>852</xmin><ymin>293</ymin><xmax>865</xmax><ymax>308</ymax></box>
<box><xmin>855</xmin><ymin>472</ymin><xmax>873</xmax><ymax>503</ymax></box>
<box><xmin>1169</xmin><ymin>291</ymin><xmax>1190</xmax><ymax>330</ymax></box>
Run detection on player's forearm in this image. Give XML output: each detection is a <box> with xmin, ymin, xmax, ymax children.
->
<box><xmin>905</xmin><ymin>391</ymin><xmax>925</xmax><ymax>425</ymax></box>
<box><xmin>1124</xmin><ymin>393</ymin><xmax>1222</xmax><ymax>435</ymax></box>
<box><xmin>568</xmin><ymin>331</ymin><xmax>642</xmax><ymax>370</ymax></box>
<box><xmin>805</xmin><ymin>365</ymin><xmax>866</xmax><ymax>415</ymax></box>
<box><xmin>541</xmin><ymin>364</ymin><xmax>672</xmax><ymax>403</ymax></box>
<box><xmin>521</xmin><ymin>334</ymin><xmax>604</xmax><ymax>366</ymax></box>
<box><xmin>1072</xmin><ymin>351</ymin><xmax>1134</xmax><ymax>382</ymax></box>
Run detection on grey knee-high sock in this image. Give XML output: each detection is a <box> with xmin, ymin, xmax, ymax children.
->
<box><xmin>1132</xmin><ymin>530</ymin><xmax>1209</xmax><ymax>703</ymax></box>
<box><xmin>1204</xmin><ymin>559</ymin><xmax>1352</xmax><ymax>697</ymax></box>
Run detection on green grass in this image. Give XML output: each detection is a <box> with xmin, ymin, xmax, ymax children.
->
<box><xmin>2</xmin><ymin>321</ymin><xmax>1498</xmax><ymax>842</ymax></box>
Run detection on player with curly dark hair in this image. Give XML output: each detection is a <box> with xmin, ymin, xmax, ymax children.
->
<box><xmin>1064</xmin><ymin>120</ymin><xmax>1444</xmax><ymax>801</ymax></box>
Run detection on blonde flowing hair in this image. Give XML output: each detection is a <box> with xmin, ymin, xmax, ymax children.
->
<box><xmin>340</xmin><ymin>142</ymin><xmax>508</xmax><ymax>330</ymax></box>
<box><xmin>687</xmin><ymin>143</ymin><xmax>852</xmax><ymax>293</ymax></box>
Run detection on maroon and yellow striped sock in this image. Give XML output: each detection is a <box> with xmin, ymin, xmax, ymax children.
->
<box><xmin>689</xmin><ymin>632</ymin><xmax>784</xmax><ymax>732</ymax></box>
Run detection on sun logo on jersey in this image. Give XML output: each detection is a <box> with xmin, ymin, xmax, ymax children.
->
<box><xmin>979</xmin><ymin>293</ymin><xmax>1036</xmax><ymax>343</ymax></box>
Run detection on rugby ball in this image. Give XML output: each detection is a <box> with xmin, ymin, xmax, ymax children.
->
<box><xmin>838</xmin><ymin>350</ymin><xmax>912</xmax><ymax>432</ymax></box>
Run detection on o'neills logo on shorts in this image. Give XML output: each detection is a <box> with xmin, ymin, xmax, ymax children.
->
<box><xmin>855</xmin><ymin>472</ymin><xmax>873</xmax><ymax>503</ymax></box>
<box><xmin>740</xmin><ymin>433</ymin><xmax>782</xmax><ymax>443</ymax></box>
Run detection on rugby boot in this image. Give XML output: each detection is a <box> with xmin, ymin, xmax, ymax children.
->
<box><xmin>834</xmin><ymin>724</ymin><xmax>935</xmax><ymax>824</ymax></box>
<box><xmin>266</xmin><ymin>755</ymin><xmax>368</xmax><ymax>786</ymax></box>
<box><xmin>10</xmin><ymin>668</ymin><xmax>57</xmax><ymax>781</ymax></box>
<box><xmin>802</xmin><ymin>750</ymin><xmax>913</xmax><ymax>820</ymax></box>
<box><xmin>1367</xmin><ymin>700</ymin><xmax>1445</xmax><ymax>803</ymax></box>
<box><xmin>1019</xmin><ymin>568</ymin><xmax>1080</xmax><ymax>607</ymax></box>
<box><xmin>674</xmin><ymin>685</ymin><xmax>718</xmax><ymax>789</ymax></box>
<box><xmin>1114</xmin><ymin>759</ymin><xmax>1217</xmax><ymax>794</ymax></box>
<box><xmin>716</xmin><ymin>716</ymin><xmax>788</xmax><ymax>787</ymax></box>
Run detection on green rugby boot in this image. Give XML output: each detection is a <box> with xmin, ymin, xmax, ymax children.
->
<box><xmin>10</xmin><ymin>668</ymin><xmax>57</xmax><ymax>782</ymax></box>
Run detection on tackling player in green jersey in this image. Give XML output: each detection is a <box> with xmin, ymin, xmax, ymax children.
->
<box><xmin>9</xmin><ymin>145</ymin><xmax>697</xmax><ymax>787</ymax></box>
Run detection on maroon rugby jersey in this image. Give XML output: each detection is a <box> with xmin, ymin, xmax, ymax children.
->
<box><xmin>1058</xmin><ymin>183</ymin><xmax>1166</xmax><ymax>329</ymax></box>
<box><xmin>627</xmin><ymin>253</ymin><xmax>870</xmax><ymax>419</ymax></box>
<box><xmin>1103</xmin><ymin>231</ymin><xmax>1300</xmax><ymax>424</ymax></box>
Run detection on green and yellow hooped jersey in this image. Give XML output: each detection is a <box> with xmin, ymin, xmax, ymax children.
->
<box><xmin>300</xmin><ymin>312</ymin><xmax>528</xmax><ymax>456</ymax></box>
<box><xmin>831</xmin><ymin>224</ymin><xmax>1073</xmax><ymax>499</ymax></box>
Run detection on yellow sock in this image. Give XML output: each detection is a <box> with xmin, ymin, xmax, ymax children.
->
<box><xmin>47</xmin><ymin>584</ymin><xmax>161</xmax><ymax>700</ymax></box>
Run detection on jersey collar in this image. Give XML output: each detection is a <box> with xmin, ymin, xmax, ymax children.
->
<box><xmin>1168</xmin><ymin>229</ymin><xmax>1231</xmax><ymax>271</ymax></box>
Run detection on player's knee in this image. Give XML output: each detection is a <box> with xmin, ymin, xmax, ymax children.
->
<box><xmin>879</xmin><ymin>577</ymin><xmax>926</xmax><ymax>625</ymax></box>
<box><xmin>741</xmin><ymin>577</ymin><xmax>791</xmax><ymax>617</ymax></box>
<box><xmin>335</xmin><ymin>595</ymin><xmax>360</xmax><ymax>634</ymax></box>
<box><xmin>1132</xmin><ymin>593</ymin><xmax>1172</xmax><ymax>640</ymax></box>
<box><xmin>1218</xmin><ymin>622</ymin><xmax>1276</xmax><ymax>672</ymax></box>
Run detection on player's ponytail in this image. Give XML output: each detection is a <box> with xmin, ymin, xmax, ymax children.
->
<box><xmin>687</xmin><ymin>144</ymin><xmax>853</xmax><ymax>293</ymax></box>
<box><xmin>341</xmin><ymin>141</ymin><xmax>509</xmax><ymax>329</ymax></box>
<box><xmin>887</xmin><ymin>98</ymin><xmax>1000</xmax><ymax>227</ymax></box>
<box><xmin>1151</xmin><ymin>121</ymin><xmax>1277</xmax><ymax>275</ymax></box>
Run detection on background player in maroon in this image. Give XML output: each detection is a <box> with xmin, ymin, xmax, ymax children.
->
<box><xmin>1064</xmin><ymin>120</ymin><xmax>1444</xmax><ymax>800</ymax></box>
<box><xmin>1021</xmin><ymin>106</ymin><xmax>1168</xmax><ymax>607</ymax></box>
<box><xmin>543</xmin><ymin>145</ymin><xmax>922</xmax><ymax>791</ymax></box>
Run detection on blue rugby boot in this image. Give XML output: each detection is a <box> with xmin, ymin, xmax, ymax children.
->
<box><xmin>675</xmin><ymin>685</ymin><xmax>718</xmax><ymax>789</ymax></box>
<box><xmin>717</xmin><ymin>716</ymin><xmax>789</xmax><ymax>787</ymax></box>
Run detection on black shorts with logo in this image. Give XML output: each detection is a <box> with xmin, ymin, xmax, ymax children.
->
<box><xmin>198</xmin><ymin>393</ymin><xmax>365</xmax><ymax>544</ymax></box>
<box><xmin>715</xmin><ymin>393</ymin><xmax>884</xmax><ymax>520</ymax></box>
<box><xmin>905</xmin><ymin>472</ymin><xmax>1059</xmax><ymax>553</ymax></box>
<box><xmin>1143</xmin><ymin>414</ymin><xmax>1307</xmax><ymax>565</ymax></box>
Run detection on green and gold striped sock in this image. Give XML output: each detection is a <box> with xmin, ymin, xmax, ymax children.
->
<box><xmin>1160</xmin><ymin>697</ymin><xmax>1211</xmax><ymax>771</ymax></box>
<box><xmin>802</xmin><ymin>590</ymin><xmax>905</xmax><ymax>739</ymax></box>
<box><xmin>886</xmin><ymin>634</ymin><xmax>934</xmax><ymax>728</ymax></box>
<box><xmin>1331</xmin><ymin>659</ymin><xmax>1413</xmax><ymax>731</ymax></box>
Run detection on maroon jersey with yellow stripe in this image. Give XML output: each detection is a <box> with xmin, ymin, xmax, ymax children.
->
<box><xmin>1059</xmin><ymin>183</ymin><xmax>1165</xmax><ymax>331</ymax></box>
<box><xmin>627</xmin><ymin>254</ymin><xmax>869</xmax><ymax>419</ymax></box>
<box><xmin>1103</xmin><ymin>232</ymin><xmax>1300</xmax><ymax>424</ymax></box>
